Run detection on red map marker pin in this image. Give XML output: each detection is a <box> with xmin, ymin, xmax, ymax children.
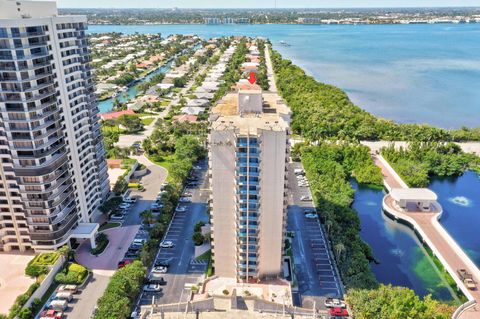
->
<box><xmin>248</xmin><ymin>72</ymin><xmax>256</xmax><ymax>84</ymax></box>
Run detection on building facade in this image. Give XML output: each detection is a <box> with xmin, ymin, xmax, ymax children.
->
<box><xmin>0</xmin><ymin>0</ymin><xmax>109</xmax><ymax>252</ymax></box>
<box><xmin>209</xmin><ymin>88</ymin><xmax>290</xmax><ymax>282</ymax></box>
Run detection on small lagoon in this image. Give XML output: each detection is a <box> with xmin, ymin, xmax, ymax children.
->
<box><xmin>352</xmin><ymin>181</ymin><xmax>455</xmax><ymax>301</ymax></box>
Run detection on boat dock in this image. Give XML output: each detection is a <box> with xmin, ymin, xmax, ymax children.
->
<box><xmin>373</xmin><ymin>153</ymin><xmax>480</xmax><ymax>319</ymax></box>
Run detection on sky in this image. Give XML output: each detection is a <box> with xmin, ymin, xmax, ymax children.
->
<box><xmin>56</xmin><ymin>0</ymin><xmax>480</xmax><ymax>9</ymax></box>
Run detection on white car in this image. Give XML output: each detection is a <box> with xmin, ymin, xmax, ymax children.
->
<box><xmin>175</xmin><ymin>206</ymin><xmax>187</xmax><ymax>213</ymax></box>
<box><xmin>324</xmin><ymin>298</ymin><xmax>346</xmax><ymax>308</ymax></box>
<box><xmin>143</xmin><ymin>284</ymin><xmax>162</xmax><ymax>292</ymax></box>
<box><xmin>123</xmin><ymin>197</ymin><xmax>137</xmax><ymax>204</ymax></box>
<box><xmin>300</xmin><ymin>196</ymin><xmax>312</xmax><ymax>201</ymax></box>
<box><xmin>110</xmin><ymin>214</ymin><xmax>124</xmax><ymax>221</ymax></box>
<box><xmin>182</xmin><ymin>191</ymin><xmax>193</xmax><ymax>197</ymax></box>
<box><xmin>119</xmin><ymin>203</ymin><xmax>131</xmax><ymax>210</ymax></box>
<box><xmin>152</xmin><ymin>266</ymin><xmax>168</xmax><ymax>274</ymax></box>
<box><xmin>193</xmin><ymin>165</ymin><xmax>202</xmax><ymax>170</ymax></box>
<box><xmin>160</xmin><ymin>241</ymin><xmax>174</xmax><ymax>248</ymax></box>
<box><xmin>304</xmin><ymin>213</ymin><xmax>317</xmax><ymax>219</ymax></box>
<box><xmin>179</xmin><ymin>197</ymin><xmax>191</xmax><ymax>203</ymax></box>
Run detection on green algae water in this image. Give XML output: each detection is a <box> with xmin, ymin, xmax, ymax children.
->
<box><xmin>352</xmin><ymin>181</ymin><xmax>455</xmax><ymax>301</ymax></box>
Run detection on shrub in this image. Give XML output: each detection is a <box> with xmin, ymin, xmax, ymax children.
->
<box><xmin>95</xmin><ymin>261</ymin><xmax>146</xmax><ymax>319</ymax></box>
<box><xmin>192</xmin><ymin>232</ymin><xmax>204</xmax><ymax>246</ymax></box>
<box><xmin>91</xmin><ymin>233</ymin><xmax>109</xmax><ymax>255</ymax></box>
<box><xmin>222</xmin><ymin>289</ymin><xmax>229</xmax><ymax>296</ymax></box>
<box><xmin>55</xmin><ymin>263</ymin><xmax>88</xmax><ymax>284</ymax></box>
<box><xmin>25</xmin><ymin>263</ymin><xmax>48</xmax><ymax>279</ymax></box>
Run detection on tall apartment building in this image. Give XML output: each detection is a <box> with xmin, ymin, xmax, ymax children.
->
<box><xmin>209</xmin><ymin>88</ymin><xmax>290</xmax><ymax>282</ymax></box>
<box><xmin>0</xmin><ymin>0</ymin><xmax>109</xmax><ymax>252</ymax></box>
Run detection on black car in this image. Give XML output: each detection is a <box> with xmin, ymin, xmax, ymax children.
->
<box><xmin>148</xmin><ymin>277</ymin><xmax>166</xmax><ymax>285</ymax></box>
<box><xmin>125</xmin><ymin>252</ymin><xmax>139</xmax><ymax>259</ymax></box>
<box><xmin>155</xmin><ymin>260</ymin><xmax>170</xmax><ymax>268</ymax></box>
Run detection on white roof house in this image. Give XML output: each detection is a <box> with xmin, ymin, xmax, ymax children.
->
<box><xmin>390</xmin><ymin>188</ymin><xmax>438</xmax><ymax>202</ymax></box>
<box><xmin>201</xmin><ymin>81</ymin><xmax>220</xmax><ymax>92</ymax></box>
<box><xmin>390</xmin><ymin>188</ymin><xmax>440</xmax><ymax>212</ymax></box>
<box><xmin>194</xmin><ymin>92</ymin><xmax>215</xmax><ymax>100</ymax></box>
<box><xmin>187</xmin><ymin>99</ymin><xmax>210</xmax><ymax>108</ymax></box>
<box><xmin>180</xmin><ymin>107</ymin><xmax>205</xmax><ymax>115</ymax></box>
<box><xmin>156</xmin><ymin>83</ymin><xmax>174</xmax><ymax>90</ymax></box>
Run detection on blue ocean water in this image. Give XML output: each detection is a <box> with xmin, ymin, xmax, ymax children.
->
<box><xmin>88</xmin><ymin>23</ymin><xmax>480</xmax><ymax>128</ymax></box>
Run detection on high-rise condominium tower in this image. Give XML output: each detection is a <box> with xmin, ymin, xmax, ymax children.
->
<box><xmin>0</xmin><ymin>0</ymin><xmax>109</xmax><ymax>252</ymax></box>
<box><xmin>209</xmin><ymin>87</ymin><xmax>290</xmax><ymax>282</ymax></box>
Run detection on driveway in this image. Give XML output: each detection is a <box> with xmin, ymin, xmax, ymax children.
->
<box><xmin>76</xmin><ymin>225</ymin><xmax>140</xmax><ymax>270</ymax></box>
<box><xmin>124</xmin><ymin>155</ymin><xmax>168</xmax><ymax>226</ymax></box>
<box><xmin>0</xmin><ymin>253</ymin><xmax>35</xmax><ymax>315</ymax></box>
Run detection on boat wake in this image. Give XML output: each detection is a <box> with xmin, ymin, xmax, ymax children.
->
<box><xmin>448</xmin><ymin>196</ymin><xmax>473</xmax><ymax>207</ymax></box>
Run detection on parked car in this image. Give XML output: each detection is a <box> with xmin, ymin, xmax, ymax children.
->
<box><xmin>324</xmin><ymin>298</ymin><xmax>346</xmax><ymax>308</ymax></box>
<box><xmin>182</xmin><ymin>191</ymin><xmax>193</xmax><ymax>197</ymax></box>
<box><xmin>150</xmin><ymin>203</ymin><xmax>161</xmax><ymax>211</ymax></box>
<box><xmin>152</xmin><ymin>266</ymin><xmax>168</xmax><ymax>274</ymax></box>
<box><xmin>300</xmin><ymin>195</ymin><xmax>312</xmax><ymax>201</ymax></box>
<box><xmin>55</xmin><ymin>291</ymin><xmax>73</xmax><ymax>302</ymax></box>
<box><xmin>294</xmin><ymin>168</ymin><xmax>305</xmax><ymax>175</ymax></box>
<box><xmin>160</xmin><ymin>183</ymin><xmax>168</xmax><ymax>191</ymax></box>
<box><xmin>329</xmin><ymin>307</ymin><xmax>349</xmax><ymax>317</ymax></box>
<box><xmin>48</xmin><ymin>300</ymin><xmax>68</xmax><ymax>311</ymax></box>
<box><xmin>155</xmin><ymin>260</ymin><xmax>171</xmax><ymax>268</ymax></box>
<box><xmin>40</xmin><ymin>310</ymin><xmax>63</xmax><ymax>319</ymax></box>
<box><xmin>160</xmin><ymin>240</ymin><xmax>174</xmax><ymax>248</ymax></box>
<box><xmin>304</xmin><ymin>208</ymin><xmax>316</xmax><ymax>214</ymax></box>
<box><xmin>458</xmin><ymin>269</ymin><xmax>477</xmax><ymax>290</ymax></box>
<box><xmin>175</xmin><ymin>205</ymin><xmax>187</xmax><ymax>213</ymax></box>
<box><xmin>304</xmin><ymin>213</ymin><xmax>317</xmax><ymax>219</ymax></box>
<box><xmin>117</xmin><ymin>260</ymin><xmax>133</xmax><ymax>268</ymax></box>
<box><xmin>123</xmin><ymin>197</ymin><xmax>137</xmax><ymax>204</ymax></box>
<box><xmin>119</xmin><ymin>203</ymin><xmax>131</xmax><ymax>210</ymax></box>
<box><xmin>148</xmin><ymin>275</ymin><xmax>166</xmax><ymax>285</ymax></box>
<box><xmin>133</xmin><ymin>238</ymin><xmax>146</xmax><ymax>246</ymax></box>
<box><xmin>179</xmin><ymin>197</ymin><xmax>191</xmax><ymax>203</ymax></box>
<box><xmin>193</xmin><ymin>165</ymin><xmax>202</xmax><ymax>170</ymax></box>
<box><xmin>57</xmin><ymin>284</ymin><xmax>78</xmax><ymax>294</ymax></box>
<box><xmin>110</xmin><ymin>213</ymin><xmax>124</xmax><ymax>221</ymax></box>
<box><xmin>129</xmin><ymin>243</ymin><xmax>143</xmax><ymax>251</ymax></box>
<box><xmin>143</xmin><ymin>284</ymin><xmax>162</xmax><ymax>292</ymax></box>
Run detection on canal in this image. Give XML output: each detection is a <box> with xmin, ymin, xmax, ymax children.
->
<box><xmin>352</xmin><ymin>180</ymin><xmax>456</xmax><ymax>301</ymax></box>
<box><xmin>97</xmin><ymin>59</ymin><xmax>174</xmax><ymax>113</ymax></box>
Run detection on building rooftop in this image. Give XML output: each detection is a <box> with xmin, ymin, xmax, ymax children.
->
<box><xmin>391</xmin><ymin>188</ymin><xmax>438</xmax><ymax>202</ymax></box>
<box><xmin>210</xmin><ymin>90</ymin><xmax>290</xmax><ymax>134</ymax></box>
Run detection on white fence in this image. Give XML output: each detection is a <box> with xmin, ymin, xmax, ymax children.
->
<box><xmin>24</xmin><ymin>255</ymin><xmax>65</xmax><ymax>308</ymax></box>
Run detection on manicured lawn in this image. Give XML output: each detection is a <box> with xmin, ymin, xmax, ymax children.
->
<box><xmin>147</xmin><ymin>154</ymin><xmax>175</xmax><ymax>181</ymax></box>
<box><xmin>99</xmin><ymin>222</ymin><xmax>121</xmax><ymax>232</ymax></box>
<box><xmin>141</xmin><ymin>118</ymin><xmax>155</xmax><ymax>126</ymax></box>
<box><xmin>196</xmin><ymin>249</ymin><xmax>211</xmax><ymax>261</ymax></box>
<box><xmin>102</xmin><ymin>125</ymin><xmax>125</xmax><ymax>134</ymax></box>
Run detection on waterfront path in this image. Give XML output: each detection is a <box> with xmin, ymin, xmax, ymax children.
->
<box><xmin>373</xmin><ymin>153</ymin><xmax>480</xmax><ymax>319</ymax></box>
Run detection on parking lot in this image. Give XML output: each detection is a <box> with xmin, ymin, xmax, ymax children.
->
<box><xmin>137</xmin><ymin>159</ymin><xmax>210</xmax><ymax>308</ymax></box>
<box><xmin>287</xmin><ymin>162</ymin><xmax>343</xmax><ymax>310</ymax></box>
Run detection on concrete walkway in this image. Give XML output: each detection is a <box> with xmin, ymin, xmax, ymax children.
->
<box><xmin>373</xmin><ymin>153</ymin><xmax>480</xmax><ymax>319</ymax></box>
<box><xmin>265</xmin><ymin>44</ymin><xmax>277</xmax><ymax>93</ymax></box>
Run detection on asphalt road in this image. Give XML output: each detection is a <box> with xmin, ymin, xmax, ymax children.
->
<box><xmin>137</xmin><ymin>158</ymin><xmax>210</xmax><ymax>308</ymax></box>
<box><xmin>287</xmin><ymin>161</ymin><xmax>343</xmax><ymax>310</ymax></box>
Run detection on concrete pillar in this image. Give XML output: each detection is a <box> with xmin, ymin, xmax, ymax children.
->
<box><xmin>90</xmin><ymin>236</ymin><xmax>97</xmax><ymax>249</ymax></box>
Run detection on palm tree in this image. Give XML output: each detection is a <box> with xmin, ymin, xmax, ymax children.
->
<box><xmin>325</xmin><ymin>220</ymin><xmax>333</xmax><ymax>235</ymax></box>
<box><xmin>334</xmin><ymin>243</ymin><xmax>346</xmax><ymax>260</ymax></box>
<box><xmin>140</xmin><ymin>210</ymin><xmax>154</xmax><ymax>226</ymax></box>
